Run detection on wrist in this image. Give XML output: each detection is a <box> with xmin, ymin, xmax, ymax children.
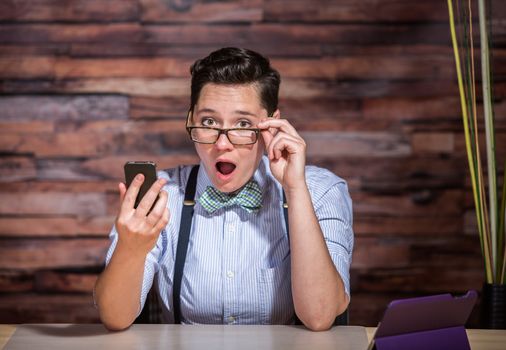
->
<box><xmin>114</xmin><ymin>240</ymin><xmax>150</xmax><ymax>263</ymax></box>
<box><xmin>284</xmin><ymin>181</ymin><xmax>310</xmax><ymax>201</ymax></box>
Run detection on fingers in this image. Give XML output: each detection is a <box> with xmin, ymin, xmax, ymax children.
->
<box><xmin>267</xmin><ymin>132</ymin><xmax>305</xmax><ymax>161</ymax></box>
<box><xmin>259</xmin><ymin>118</ymin><xmax>305</xmax><ymax>161</ymax></box>
<box><xmin>150</xmin><ymin>207</ymin><xmax>170</xmax><ymax>236</ymax></box>
<box><xmin>135</xmin><ymin>178</ymin><xmax>167</xmax><ymax>218</ymax></box>
<box><xmin>145</xmin><ymin>189</ymin><xmax>168</xmax><ymax>227</ymax></box>
<box><xmin>258</xmin><ymin>118</ymin><xmax>298</xmax><ymax>137</ymax></box>
<box><xmin>118</xmin><ymin>182</ymin><xmax>127</xmax><ymax>204</ymax></box>
<box><xmin>258</xmin><ymin>118</ymin><xmax>301</xmax><ymax>154</ymax></box>
<box><xmin>260</xmin><ymin>128</ymin><xmax>274</xmax><ymax>149</ymax></box>
<box><xmin>114</xmin><ymin>177</ymin><xmax>170</xmax><ymax>257</ymax></box>
<box><xmin>120</xmin><ymin>174</ymin><xmax>144</xmax><ymax>215</ymax></box>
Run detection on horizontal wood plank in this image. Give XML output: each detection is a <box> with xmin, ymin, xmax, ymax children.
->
<box><xmin>0</xmin><ymin>132</ymin><xmax>116</xmax><ymax>157</ymax></box>
<box><xmin>0</xmin><ymin>238</ymin><xmax>109</xmax><ymax>269</ymax></box>
<box><xmin>0</xmin><ymin>23</ymin><xmax>456</xmax><ymax>45</ymax></box>
<box><xmin>0</xmin><ymin>294</ymin><xmax>99</xmax><ymax>323</ymax></box>
<box><xmin>303</xmin><ymin>131</ymin><xmax>411</xmax><ymax>157</ymax></box>
<box><xmin>409</xmin><ymin>236</ymin><xmax>484</xmax><ymax>268</ymax></box>
<box><xmin>354</xmin><ymin>216</ymin><xmax>462</xmax><ymax>236</ymax></box>
<box><xmin>68</xmin><ymin>42</ymin><xmax>323</xmax><ymax>58</ymax></box>
<box><xmin>81</xmin><ymin>154</ymin><xmax>200</xmax><ymax>179</ymax></box>
<box><xmin>4</xmin><ymin>78</ymin><xmax>486</xmax><ymax>99</ymax></box>
<box><xmin>0</xmin><ymin>156</ymin><xmax>36</xmax><ymax>182</ymax></box>
<box><xmin>304</xmin><ymin>155</ymin><xmax>465</xmax><ymax>192</ymax></box>
<box><xmin>0</xmin><ymin>192</ymin><xmax>108</xmax><ymax>216</ymax></box>
<box><xmin>411</xmin><ymin>132</ymin><xmax>455</xmax><ymax>154</ymax></box>
<box><xmin>353</xmin><ymin>190</ymin><xmax>463</xmax><ymax>216</ymax></box>
<box><xmin>0</xmin><ymin>180</ymin><xmax>118</xmax><ymax>193</ymax></box>
<box><xmin>0</xmin><ymin>121</ymin><xmax>54</xmax><ymax>133</ymax></box>
<box><xmin>140</xmin><ymin>0</ymin><xmax>262</xmax><ymax>23</ymax></box>
<box><xmin>35</xmin><ymin>271</ymin><xmax>97</xmax><ymax>293</ymax></box>
<box><xmin>352</xmin><ymin>237</ymin><xmax>410</xmax><ymax>269</ymax></box>
<box><xmin>352</xmin><ymin>267</ymin><xmax>483</xmax><ymax>293</ymax></box>
<box><xmin>0</xmin><ymin>0</ymin><xmax>139</xmax><ymax>22</ymax></box>
<box><xmin>0</xmin><ymin>271</ymin><xmax>34</xmax><ymax>293</ymax></box>
<box><xmin>0</xmin><ymin>216</ymin><xmax>113</xmax><ymax>237</ymax></box>
<box><xmin>265</xmin><ymin>0</ymin><xmax>450</xmax><ymax>22</ymax></box>
<box><xmin>0</xmin><ymin>126</ymin><xmax>193</xmax><ymax>157</ymax></box>
<box><xmin>0</xmin><ymin>95</ymin><xmax>128</xmax><ymax>121</ymax></box>
<box><xmin>0</xmin><ymin>55</ymin><xmax>461</xmax><ymax>80</ymax></box>
<box><xmin>129</xmin><ymin>96</ymin><xmax>189</xmax><ymax>119</ymax></box>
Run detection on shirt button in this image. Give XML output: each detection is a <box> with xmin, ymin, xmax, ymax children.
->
<box><xmin>226</xmin><ymin>270</ymin><xmax>235</xmax><ymax>278</ymax></box>
<box><xmin>228</xmin><ymin>224</ymin><xmax>235</xmax><ymax>233</ymax></box>
<box><xmin>228</xmin><ymin>316</ymin><xmax>235</xmax><ymax>324</ymax></box>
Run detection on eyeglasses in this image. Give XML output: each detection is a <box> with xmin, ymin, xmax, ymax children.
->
<box><xmin>185</xmin><ymin>111</ymin><xmax>260</xmax><ymax>145</ymax></box>
<box><xmin>186</xmin><ymin>126</ymin><xmax>260</xmax><ymax>145</ymax></box>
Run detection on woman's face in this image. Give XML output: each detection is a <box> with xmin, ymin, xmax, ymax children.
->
<box><xmin>192</xmin><ymin>83</ymin><xmax>269</xmax><ymax>193</ymax></box>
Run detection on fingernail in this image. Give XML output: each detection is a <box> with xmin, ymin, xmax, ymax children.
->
<box><xmin>136</xmin><ymin>174</ymin><xmax>144</xmax><ymax>181</ymax></box>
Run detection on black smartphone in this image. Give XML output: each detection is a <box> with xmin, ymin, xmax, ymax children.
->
<box><xmin>124</xmin><ymin>161</ymin><xmax>158</xmax><ymax>209</ymax></box>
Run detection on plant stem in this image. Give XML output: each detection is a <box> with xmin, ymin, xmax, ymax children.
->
<box><xmin>469</xmin><ymin>0</ymin><xmax>493</xmax><ymax>282</ymax></box>
<box><xmin>448</xmin><ymin>0</ymin><xmax>493</xmax><ymax>282</ymax></box>
<box><xmin>479</xmin><ymin>0</ymin><xmax>498</xmax><ymax>282</ymax></box>
<box><xmin>500</xmin><ymin>160</ymin><xmax>506</xmax><ymax>283</ymax></box>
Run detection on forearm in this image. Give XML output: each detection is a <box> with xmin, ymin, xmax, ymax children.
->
<box><xmin>94</xmin><ymin>244</ymin><xmax>147</xmax><ymax>331</ymax></box>
<box><xmin>286</xmin><ymin>185</ymin><xmax>348</xmax><ymax>331</ymax></box>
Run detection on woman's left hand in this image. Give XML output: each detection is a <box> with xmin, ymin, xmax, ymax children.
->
<box><xmin>258</xmin><ymin>117</ymin><xmax>307</xmax><ymax>192</ymax></box>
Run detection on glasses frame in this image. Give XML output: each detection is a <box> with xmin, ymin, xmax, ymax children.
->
<box><xmin>185</xmin><ymin>110</ymin><xmax>261</xmax><ymax>145</ymax></box>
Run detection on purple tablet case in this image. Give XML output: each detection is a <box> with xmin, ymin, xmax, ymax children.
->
<box><xmin>370</xmin><ymin>290</ymin><xmax>477</xmax><ymax>350</ymax></box>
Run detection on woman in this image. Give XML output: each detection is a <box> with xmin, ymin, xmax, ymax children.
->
<box><xmin>94</xmin><ymin>47</ymin><xmax>353</xmax><ymax>331</ymax></box>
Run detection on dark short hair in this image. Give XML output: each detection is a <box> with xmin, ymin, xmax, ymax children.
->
<box><xmin>190</xmin><ymin>47</ymin><xmax>280</xmax><ymax>116</ymax></box>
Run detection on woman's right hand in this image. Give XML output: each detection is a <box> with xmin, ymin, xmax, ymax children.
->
<box><xmin>115</xmin><ymin>174</ymin><xmax>170</xmax><ymax>256</ymax></box>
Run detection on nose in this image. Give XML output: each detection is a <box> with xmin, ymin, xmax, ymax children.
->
<box><xmin>214</xmin><ymin>132</ymin><xmax>234</xmax><ymax>151</ymax></box>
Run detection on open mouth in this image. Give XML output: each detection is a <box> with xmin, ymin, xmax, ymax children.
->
<box><xmin>216</xmin><ymin>161</ymin><xmax>236</xmax><ymax>176</ymax></box>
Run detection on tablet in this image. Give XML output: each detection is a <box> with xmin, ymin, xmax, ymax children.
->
<box><xmin>368</xmin><ymin>290</ymin><xmax>477</xmax><ymax>350</ymax></box>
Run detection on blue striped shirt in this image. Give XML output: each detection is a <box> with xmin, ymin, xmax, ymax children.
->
<box><xmin>105</xmin><ymin>156</ymin><xmax>354</xmax><ymax>325</ymax></box>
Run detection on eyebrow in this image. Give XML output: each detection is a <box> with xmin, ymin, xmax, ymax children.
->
<box><xmin>195</xmin><ymin>108</ymin><xmax>216</xmax><ymax>115</ymax></box>
<box><xmin>195</xmin><ymin>108</ymin><xmax>259</xmax><ymax>118</ymax></box>
<box><xmin>235</xmin><ymin>110</ymin><xmax>258</xmax><ymax>118</ymax></box>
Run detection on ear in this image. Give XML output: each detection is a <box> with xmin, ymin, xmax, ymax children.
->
<box><xmin>270</xmin><ymin>109</ymin><xmax>281</xmax><ymax>119</ymax></box>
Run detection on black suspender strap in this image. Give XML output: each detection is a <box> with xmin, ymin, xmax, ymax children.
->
<box><xmin>173</xmin><ymin>164</ymin><xmax>199</xmax><ymax>324</ymax></box>
<box><xmin>282</xmin><ymin>191</ymin><xmax>289</xmax><ymax>242</ymax></box>
<box><xmin>283</xmin><ymin>190</ymin><xmax>301</xmax><ymax>325</ymax></box>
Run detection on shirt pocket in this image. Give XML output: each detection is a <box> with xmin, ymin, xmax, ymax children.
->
<box><xmin>257</xmin><ymin>257</ymin><xmax>294</xmax><ymax>324</ymax></box>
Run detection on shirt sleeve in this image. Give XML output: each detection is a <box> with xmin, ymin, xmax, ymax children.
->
<box><xmin>308</xmin><ymin>168</ymin><xmax>354</xmax><ymax>300</ymax></box>
<box><xmin>104</xmin><ymin>224</ymin><xmax>165</xmax><ymax>316</ymax></box>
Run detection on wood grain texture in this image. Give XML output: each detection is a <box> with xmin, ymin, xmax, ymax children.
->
<box><xmin>0</xmin><ymin>0</ymin><xmax>503</xmax><ymax>327</ymax></box>
<box><xmin>264</xmin><ymin>0</ymin><xmax>457</xmax><ymax>22</ymax></box>
<box><xmin>0</xmin><ymin>294</ymin><xmax>100</xmax><ymax>323</ymax></box>
<box><xmin>0</xmin><ymin>95</ymin><xmax>129</xmax><ymax>120</ymax></box>
<box><xmin>0</xmin><ymin>238</ymin><xmax>109</xmax><ymax>269</ymax></box>
<box><xmin>0</xmin><ymin>0</ymin><xmax>139</xmax><ymax>22</ymax></box>
<box><xmin>140</xmin><ymin>0</ymin><xmax>263</xmax><ymax>23</ymax></box>
<box><xmin>0</xmin><ymin>55</ymin><xmax>462</xmax><ymax>79</ymax></box>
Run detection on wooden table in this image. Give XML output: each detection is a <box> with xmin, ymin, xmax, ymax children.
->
<box><xmin>1</xmin><ymin>324</ymin><xmax>367</xmax><ymax>350</ymax></box>
<box><xmin>0</xmin><ymin>326</ymin><xmax>15</xmax><ymax>350</ymax></box>
<box><xmin>1</xmin><ymin>324</ymin><xmax>505</xmax><ymax>349</ymax></box>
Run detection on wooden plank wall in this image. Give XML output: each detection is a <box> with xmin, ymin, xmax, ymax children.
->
<box><xmin>0</xmin><ymin>0</ymin><xmax>505</xmax><ymax>326</ymax></box>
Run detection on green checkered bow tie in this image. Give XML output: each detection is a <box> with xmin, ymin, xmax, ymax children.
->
<box><xmin>198</xmin><ymin>180</ymin><xmax>263</xmax><ymax>214</ymax></box>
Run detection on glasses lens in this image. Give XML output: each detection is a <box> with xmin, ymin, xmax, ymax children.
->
<box><xmin>228</xmin><ymin>129</ymin><xmax>257</xmax><ymax>145</ymax></box>
<box><xmin>191</xmin><ymin>128</ymin><xmax>219</xmax><ymax>143</ymax></box>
